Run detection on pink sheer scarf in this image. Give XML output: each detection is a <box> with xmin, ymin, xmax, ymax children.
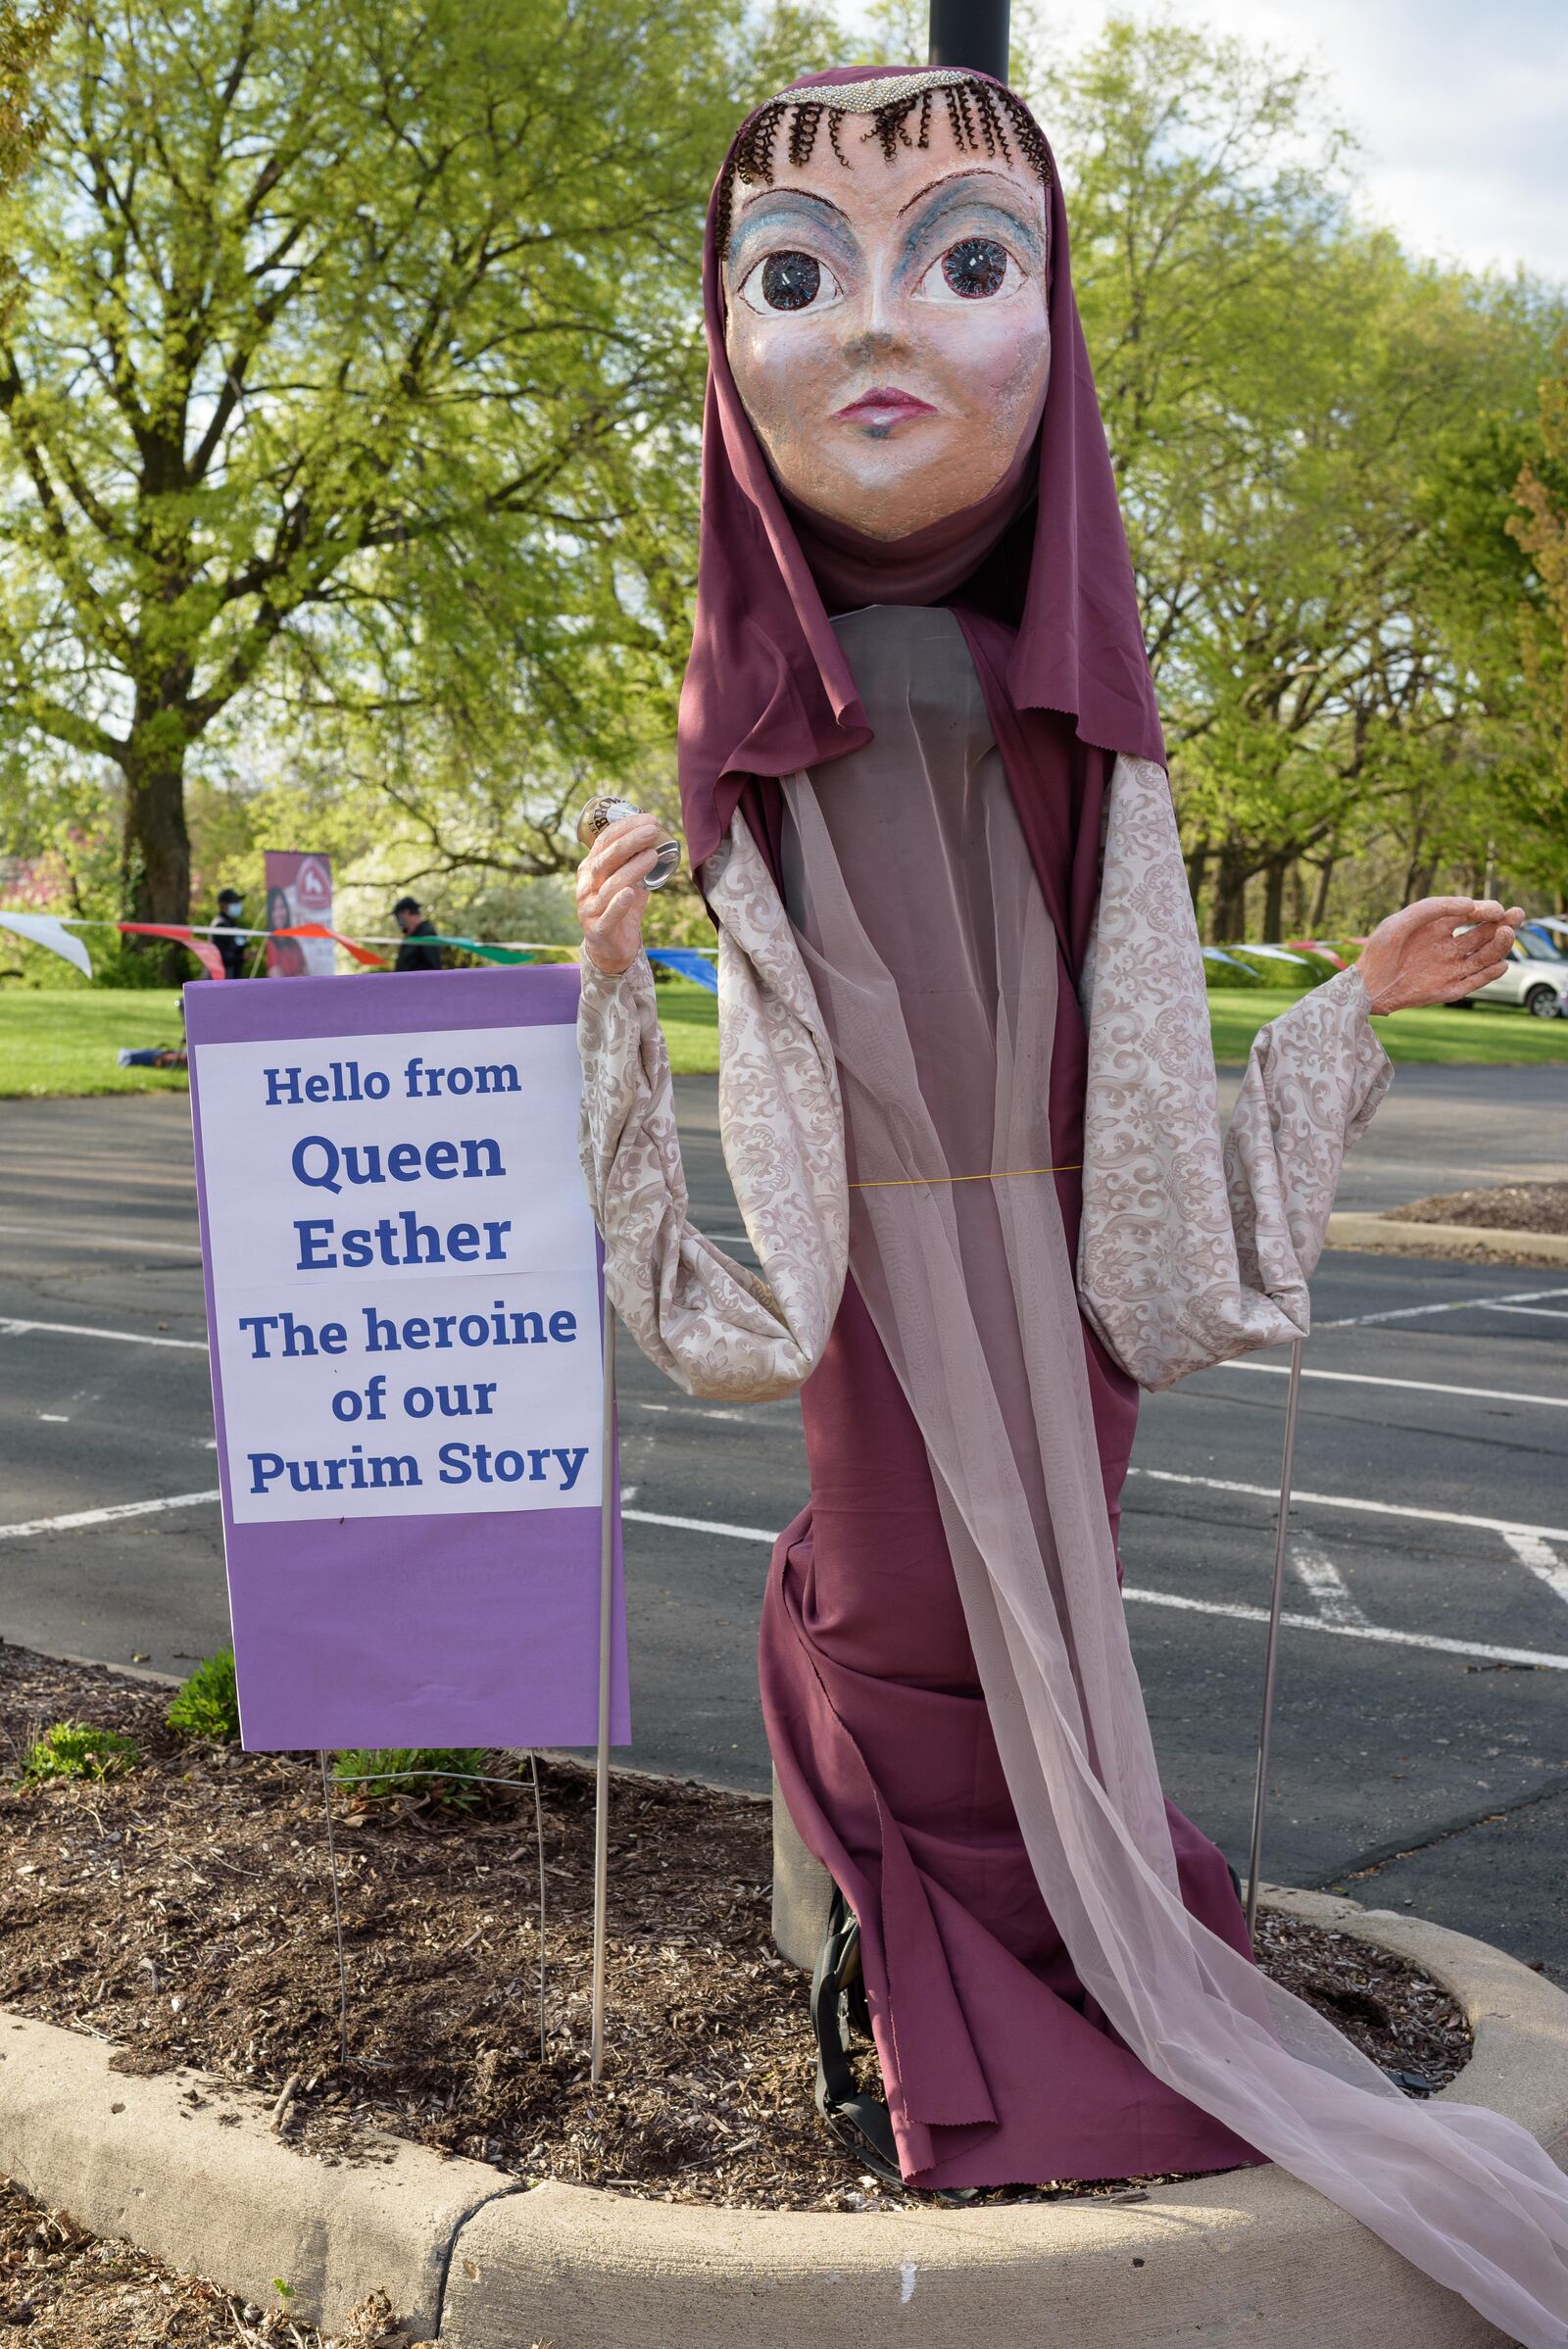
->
<box><xmin>779</xmin><ymin>606</ymin><xmax>1568</xmax><ymax>2347</ymax></box>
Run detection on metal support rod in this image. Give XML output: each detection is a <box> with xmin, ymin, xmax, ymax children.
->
<box><xmin>929</xmin><ymin>0</ymin><xmax>1010</xmax><ymax>82</ymax></box>
<box><xmin>589</xmin><ymin>1288</ymin><xmax>616</xmax><ymax>2083</ymax></box>
<box><xmin>1245</xmin><ymin>1338</ymin><xmax>1304</xmax><ymax>1935</ymax></box>
<box><xmin>529</xmin><ymin>1751</ymin><xmax>548</xmax><ymax>2066</ymax></box>
<box><xmin>318</xmin><ymin>1749</ymin><xmax>350</xmax><ymax>2068</ymax></box>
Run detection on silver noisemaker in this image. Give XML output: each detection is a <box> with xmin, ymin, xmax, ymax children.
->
<box><xmin>576</xmin><ymin>795</ymin><xmax>681</xmax><ymax>891</ymax></box>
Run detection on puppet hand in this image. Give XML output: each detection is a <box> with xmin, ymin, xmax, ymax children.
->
<box><xmin>1355</xmin><ymin>898</ymin><xmax>1524</xmax><ymax>1015</ymax></box>
<box><xmin>575</xmin><ymin>810</ymin><xmax>664</xmax><ymax>976</ymax></box>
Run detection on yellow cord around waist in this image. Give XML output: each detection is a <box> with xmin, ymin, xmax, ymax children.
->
<box><xmin>849</xmin><ymin>1163</ymin><xmax>1082</xmax><ymax>1192</ymax></box>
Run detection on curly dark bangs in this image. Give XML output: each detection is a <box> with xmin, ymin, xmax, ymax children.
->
<box><xmin>716</xmin><ymin>74</ymin><xmax>1053</xmax><ymax>260</ymax></box>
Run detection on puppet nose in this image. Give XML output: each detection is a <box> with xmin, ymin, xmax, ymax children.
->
<box><xmin>842</xmin><ymin>264</ymin><xmax>910</xmax><ymax>361</ymax></box>
<box><xmin>842</xmin><ymin>318</ymin><xmax>907</xmax><ymax>366</ymax></box>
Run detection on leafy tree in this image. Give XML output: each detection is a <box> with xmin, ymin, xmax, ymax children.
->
<box><xmin>1510</xmin><ymin>331</ymin><xmax>1568</xmax><ymax>842</ymax></box>
<box><xmin>4</xmin><ymin>2</ymin><xmax>1560</xmax><ymax>949</ymax></box>
<box><xmin>0</xmin><ymin>0</ymin><xmax>835</xmax><ymax>930</ymax></box>
<box><xmin>0</xmin><ymin>0</ymin><xmax>61</xmax><ymax>206</ymax></box>
<box><xmin>1040</xmin><ymin>16</ymin><xmax>1563</xmax><ymax>934</ymax></box>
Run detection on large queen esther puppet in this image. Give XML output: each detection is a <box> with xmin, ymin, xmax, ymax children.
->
<box><xmin>572</xmin><ymin>54</ymin><xmax>1568</xmax><ymax>2345</ymax></box>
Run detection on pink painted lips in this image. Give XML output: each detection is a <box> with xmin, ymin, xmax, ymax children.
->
<box><xmin>834</xmin><ymin>385</ymin><xmax>938</xmax><ymax>426</ymax></box>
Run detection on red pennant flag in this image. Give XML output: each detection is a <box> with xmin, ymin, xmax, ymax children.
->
<box><xmin>1285</xmin><ymin>938</ymin><xmax>1349</xmax><ymax>969</ymax></box>
<box><xmin>274</xmin><ymin>921</ymin><xmax>389</xmax><ymax>969</ymax></box>
<box><xmin>117</xmin><ymin>922</ymin><xmax>225</xmax><ymax>982</ymax></box>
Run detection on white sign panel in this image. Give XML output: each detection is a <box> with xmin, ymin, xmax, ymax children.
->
<box><xmin>193</xmin><ymin>1021</ymin><xmax>602</xmax><ymax>1524</ymax></box>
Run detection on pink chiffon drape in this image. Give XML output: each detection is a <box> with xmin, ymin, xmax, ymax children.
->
<box><xmin>762</xmin><ymin>604</ymin><xmax>1568</xmax><ymax>2344</ymax></box>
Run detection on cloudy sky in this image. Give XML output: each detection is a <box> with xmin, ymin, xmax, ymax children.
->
<box><xmin>848</xmin><ymin>2</ymin><xmax>1568</xmax><ymax>281</ymax></box>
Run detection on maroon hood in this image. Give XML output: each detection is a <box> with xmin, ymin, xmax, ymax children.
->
<box><xmin>677</xmin><ymin>62</ymin><xmax>1164</xmax><ymax>874</ymax></box>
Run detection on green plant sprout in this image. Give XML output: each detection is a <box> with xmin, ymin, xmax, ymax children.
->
<box><xmin>331</xmin><ymin>1748</ymin><xmax>490</xmax><ymax>1810</ymax></box>
<box><xmin>22</xmin><ymin>1722</ymin><xmax>139</xmax><ymax>1783</ymax></box>
<box><xmin>167</xmin><ymin>1647</ymin><xmax>240</xmax><ymax>1741</ymax></box>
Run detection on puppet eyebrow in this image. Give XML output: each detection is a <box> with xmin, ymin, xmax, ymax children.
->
<box><xmin>727</xmin><ymin>187</ymin><xmax>859</xmax><ymax>271</ymax></box>
<box><xmin>895</xmin><ymin>171</ymin><xmax>1045</xmax><ymax>265</ymax></box>
<box><xmin>739</xmin><ymin>184</ymin><xmax>850</xmax><ymax>221</ymax></box>
<box><xmin>896</xmin><ymin>167</ymin><xmax>1030</xmax><ymax>218</ymax></box>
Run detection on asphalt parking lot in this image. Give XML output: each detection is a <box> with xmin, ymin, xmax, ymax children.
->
<box><xmin>1</xmin><ymin>1066</ymin><xmax>1564</xmax><ymax>1982</ymax></box>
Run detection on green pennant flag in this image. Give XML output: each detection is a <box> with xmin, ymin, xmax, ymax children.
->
<box><xmin>427</xmin><ymin>937</ymin><xmax>537</xmax><ymax>964</ymax></box>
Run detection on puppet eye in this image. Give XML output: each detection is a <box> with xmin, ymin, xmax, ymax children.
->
<box><xmin>920</xmin><ymin>235</ymin><xmax>1019</xmax><ymax>302</ymax></box>
<box><xmin>740</xmin><ymin>249</ymin><xmax>840</xmax><ymax>315</ymax></box>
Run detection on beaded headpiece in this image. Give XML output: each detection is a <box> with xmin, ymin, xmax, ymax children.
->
<box><xmin>715</xmin><ymin>68</ymin><xmax>1053</xmax><ymax>259</ymax></box>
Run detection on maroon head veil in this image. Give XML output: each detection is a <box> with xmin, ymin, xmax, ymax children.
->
<box><xmin>676</xmin><ymin>63</ymin><xmax>1165</xmax><ymax>887</ymax></box>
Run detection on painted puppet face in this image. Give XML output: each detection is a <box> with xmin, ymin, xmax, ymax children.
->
<box><xmin>723</xmin><ymin>121</ymin><xmax>1051</xmax><ymax>540</ymax></box>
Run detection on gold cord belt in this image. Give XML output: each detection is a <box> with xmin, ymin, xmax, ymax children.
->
<box><xmin>849</xmin><ymin>1163</ymin><xmax>1082</xmax><ymax>1192</ymax></box>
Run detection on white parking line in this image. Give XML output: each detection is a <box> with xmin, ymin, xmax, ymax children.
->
<box><xmin>1480</xmin><ymin>1303</ymin><xmax>1568</xmax><ymax>1325</ymax></box>
<box><xmin>1291</xmin><ymin>1538</ymin><xmax>1370</xmax><ymax>1628</ymax></box>
<box><xmin>623</xmin><ymin>1508</ymin><xmax>1568</xmax><ymax>1671</ymax></box>
<box><xmin>0</xmin><ymin>1490</ymin><xmax>220</xmax><ymax>1541</ymax></box>
<box><xmin>629</xmin><ymin>1397</ymin><xmax>796</xmax><ymax>1428</ymax></box>
<box><xmin>1501</xmin><ymin>1530</ymin><xmax>1568</xmax><ymax>1613</ymax></box>
<box><xmin>1319</xmin><ymin>1284</ymin><xmax>1568</xmax><ymax>1329</ymax></box>
<box><xmin>0</xmin><ymin>1220</ymin><xmax>198</xmax><ymax>1255</ymax></box>
<box><xmin>1124</xmin><ymin>1465</ymin><xmax>1568</xmax><ymax>1544</ymax></box>
<box><xmin>0</xmin><ymin>1316</ymin><xmax>208</xmax><ymax>1351</ymax></box>
<box><xmin>626</xmin><ymin>1505</ymin><xmax>778</xmax><ymax>1543</ymax></box>
<box><xmin>1120</xmin><ymin>1589</ymin><xmax>1568</xmax><ymax>1671</ymax></box>
<box><xmin>1215</xmin><ymin>1359</ymin><xmax>1568</xmax><ymax>1410</ymax></box>
<box><xmin>629</xmin><ymin>1399</ymin><xmax>756</xmax><ymax>1426</ymax></box>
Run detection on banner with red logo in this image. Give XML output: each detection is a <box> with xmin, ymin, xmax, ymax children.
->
<box><xmin>264</xmin><ymin>853</ymin><xmax>334</xmax><ymax>978</ymax></box>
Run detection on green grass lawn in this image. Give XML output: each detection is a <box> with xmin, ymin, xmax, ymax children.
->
<box><xmin>3</xmin><ymin>980</ymin><xmax>1563</xmax><ymax>1098</ymax></box>
<box><xmin>656</xmin><ymin>981</ymin><xmax>1568</xmax><ymax>1071</ymax></box>
<box><xmin>654</xmin><ymin>978</ymin><xmax>720</xmax><ymax>1073</ymax></box>
<box><xmin>0</xmin><ymin>988</ymin><xmax>191</xmax><ymax>1097</ymax></box>
<box><xmin>1205</xmin><ymin>987</ymin><xmax>1568</xmax><ymax>1066</ymax></box>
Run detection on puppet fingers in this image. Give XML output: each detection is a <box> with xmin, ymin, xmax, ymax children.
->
<box><xmin>1446</xmin><ymin>961</ymin><xmax>1511</xmax><ymax>1000</ymax></box>
<box><xmin>577</xmin><ymin>814</ymin><xmax>662</xmax><ymax>899</ymax></box>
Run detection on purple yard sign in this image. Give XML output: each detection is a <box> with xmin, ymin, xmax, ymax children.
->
<box><xmin>183</xmin><ymin>965</ymin><xmax>627</xmax><ymax>1753</ymax></box>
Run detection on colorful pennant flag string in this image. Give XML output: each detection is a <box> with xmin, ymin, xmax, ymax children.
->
<box><xmin>0</xmin><ymin>908</ymin><xmax>1402</xmax><ymax>994</ymax></box>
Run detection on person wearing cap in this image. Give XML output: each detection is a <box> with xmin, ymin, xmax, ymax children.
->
<box><xmin>212</xmin><ymin>887</ymin><xmax>248</xmax><ymax>980</ymax></box>
<box><xmin>392</xmin><ymin>896</ymin><xmax>445</xmax><ymax>973</ymax></box>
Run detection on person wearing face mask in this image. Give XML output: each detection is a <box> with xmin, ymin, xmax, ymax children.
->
<box><xmin>571</xmin><ymin>65</ymin><xmax>1564</xmax><ymax>2343</ymax></box>
<box><xmin>212</xmin><ymin>887</ymin><xmax>248</xmax><ymax>981</ymax></box>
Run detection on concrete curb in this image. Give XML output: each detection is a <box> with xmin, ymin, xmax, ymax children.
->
<box><xmin>0</xmin><ymin>2016</ymin><xmax>510</xmax><ymax>2335</ymax></box>
<box><xmin>1327</xmin><ymin>1211</ymin><xmax>1568</xmax><ymax>1265</ymax></box>
<box><xmin>2</xmin><ymin>1891</ymin><xmax>1564</xmax><ymax>2346</ymax></box>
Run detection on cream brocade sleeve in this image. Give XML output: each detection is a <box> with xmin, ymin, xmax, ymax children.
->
<box><xmin>1078</xmin><ymin>755</ymin><xmax>1393</xmax><ymax>1392</ymax></box>
<box><xmin>576</xmin><ymin>811</ymin><xmax>849</xmax><ymax>1402</ymax></box>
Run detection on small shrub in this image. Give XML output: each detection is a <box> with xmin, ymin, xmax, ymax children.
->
<box><xmin>167</xmin><ymin>1647</ymin><xmax>240</xmax><ymax>1741</ymax></box>
<box><xmin>90</xmin><ymin>937</ymin><xmax>195</xmax><ymax>989</ymax></box>
<box><xmin>22</xmin><ymin>1722</ymin><xmax>139</xmax><ymax>1784</ymax></box>
<box><xmin>332</xmin><ymin>1747</ymin><xmax>490</xmax><ymax>1809</ymax></box>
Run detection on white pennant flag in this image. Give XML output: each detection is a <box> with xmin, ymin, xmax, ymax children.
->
<box><xmin>0</xmin><ymin>910</ymin><xmax>94</xmax><ymax>978</ymax></box>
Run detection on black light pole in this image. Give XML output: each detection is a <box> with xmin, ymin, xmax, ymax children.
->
<box><xmin>928</xmin><ymin>0</ymin><xmax>1010</xmax><ymax>83</ymax></box>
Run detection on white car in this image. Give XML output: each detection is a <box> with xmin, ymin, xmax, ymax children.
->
<box><xmin>1463</xmin><ymin>931</ymin><xmax>1568</xmax><ymax>1018</ymax></box>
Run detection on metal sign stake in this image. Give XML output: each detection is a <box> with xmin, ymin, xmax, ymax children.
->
<box><xmin>1245</xmin><ymin>1337</ymin><xmax>1304</xmax><ymax>1936</ymax></box>
<box><xmin>318</xmin><ymin>1749</ymin><xmax>350</xmax><ymax>2067</ymax></box>
<box><xmin>590</xmin><ymin>1288</ymin><xmax>616</xmax><ymax>2083</ymax></box>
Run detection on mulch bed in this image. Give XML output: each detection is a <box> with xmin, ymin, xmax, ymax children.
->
<box><xmin>1390</xmin><ymin>1180</ymin><xmax>1568</xmax><ymax>1237</ymax></box>
<box><xmin>0</xmin><ymin>1640</ymin><xmax>1470</xmax><ymax>2217</ymax></box>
